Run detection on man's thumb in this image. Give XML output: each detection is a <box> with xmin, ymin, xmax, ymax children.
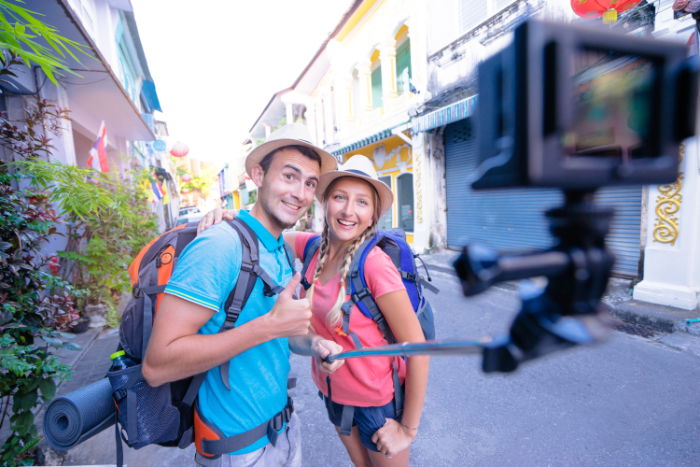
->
<box><xmin>283</xmin><ymin>272</ymin><xmax>302</xmax><ymax>297</ymax></box>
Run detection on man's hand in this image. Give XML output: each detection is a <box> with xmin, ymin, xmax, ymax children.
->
<box><xmin>197</xmin><ymin>207</ymin><xmax>237</xmax><ymax>233</ymax></box>
<box><xmin>371</xmin><ymin>418</ymin><xmax>416</xmax><ymax>458</ymax></box>
<box><xmin>265</xmin><ymin>273</ymin><xmax>312</xmax><ymax>338</ymax></box>
<box><xmin>311</xmin><ymin>338</ymin><xmax>345</xmax><ymax>373</ymax></box>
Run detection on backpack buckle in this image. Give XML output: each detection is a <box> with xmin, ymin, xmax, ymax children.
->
<box><xmin>352</xmin><ymin>289</ymin><xmax>370</xmax><ymax>302</ymax></box>
<box><xmin>133</xmin><ymin>286</ymin><xmax>142</xmax><ymax>298</ymax></box>
<box><xmin>240</xmin><ymin>260</ymin><xmax>254</xmax><ymax>273</ymax></box>
<box><xmin>263</xmin><ymin>283</ymin><xmax>276</xmax><ymax>297</ymax></box>
<box><xmin>266</xmin><ymin>404</ymin><xmax>290</xmax><ymax>446</ymax></box>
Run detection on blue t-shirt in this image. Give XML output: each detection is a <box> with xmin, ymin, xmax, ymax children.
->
<box><xmin>164</xmin><ymin>210</ymin><xmax>293</xmax><ymax>454</ymax></box>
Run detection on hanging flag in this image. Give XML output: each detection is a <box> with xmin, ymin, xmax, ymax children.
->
<box><xmin>161</xmin><ymin>180</ymin><xmax>170</xmax><ymax>205</ymax></box>
<box><xmin>150</xmin><ymin>177</ymin><xmax>163</xmax><ymax>201</ymax></box>
<box><xmin>87</xmin><ymin>121</ymin><xmax>109</xmax><ymax>173</ymax></box>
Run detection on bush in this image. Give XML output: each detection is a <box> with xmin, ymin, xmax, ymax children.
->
<box><xmin>0</xmin><ymin>169</ymin><xmax>74</xmax><ymax>466</ymax></box>
<box><xmin>0</xmin><ymin>98</ymin><xmax>158</xmax><ymax>466</ymax></box>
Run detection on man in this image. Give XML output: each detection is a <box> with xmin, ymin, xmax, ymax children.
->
<box><xmin>142</xmin><ymin>123</ymin><xmax>342</xmax><ymax>466</ymax></box>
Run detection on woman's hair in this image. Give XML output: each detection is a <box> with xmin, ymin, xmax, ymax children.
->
<box><xmin>306</xmin><ymin>177</ymin><xmax>381</xmax><ymax>328</ymax></box>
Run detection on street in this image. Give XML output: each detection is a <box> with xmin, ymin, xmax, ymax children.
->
<box><xmin>56</xmin><ymin>263</ymin><xmax>700</xmax><ymax>466</ymax></box>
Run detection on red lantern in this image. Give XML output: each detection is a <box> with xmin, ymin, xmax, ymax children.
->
<box><xmin>571</xmin><ymin>0</ymin><xmax>642</xmax><ymax>22</ymax></box>
<box><xmin>170</xmin><ymin>141</ymin><xmax>189</xmax><ymax>158</ymax></box>
<box><xmin>181</xmin><ymin>173</ymin><xmax>192</xmax><ymax>182</ymax></box>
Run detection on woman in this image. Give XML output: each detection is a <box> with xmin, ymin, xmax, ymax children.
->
<box><xmin>202</xmin><ymin>155</ymin><xmax>429</xmax><ymax>467</ymax></box>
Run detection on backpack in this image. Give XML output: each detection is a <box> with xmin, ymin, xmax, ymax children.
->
<box><xmin>300</xmin><ymin>228</ymin><xmax>438</xmax><ymax>435</ymax></box>
<box><xmin>107</xmin><ymin>218</ymin><xmax>294</xmax><ymax>465</ymax></box>
<box><xmin>300</xmin><ymin>228</ymin><xmax>437</xmax><ymax>345</ymax></box>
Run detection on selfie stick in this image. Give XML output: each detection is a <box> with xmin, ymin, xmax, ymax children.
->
<box><xmin>323</xmin><ymin>338</ymin><xmax>488</xmax><ymax>362</ymax></box>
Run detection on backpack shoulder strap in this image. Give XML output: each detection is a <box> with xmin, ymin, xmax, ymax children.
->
<box><xmin>341</xmin><ymin>233</ymin><xmax>397</xmax><ymax>343</ymax></box>
<box><xmin>218</xmin><ymin>217</ymin><xmax>287</xmax><ymax>390</ymax></box>
<box><xmin>300</xmin><ymin>235</ymin><xmax>321</xmax><ymax>290</ymax></box>
<box><xmin>221</xmin><ymin>218</ymin><xmax>256</xmax><ymax>325</ymax></box>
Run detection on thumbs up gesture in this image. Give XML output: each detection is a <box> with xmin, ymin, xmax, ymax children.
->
<box><xmin>267</xmin><ymin>273</ymin><xmax>312</xmax><ymax>338</ymax></box>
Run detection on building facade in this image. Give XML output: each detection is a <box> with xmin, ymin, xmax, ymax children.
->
<box><xmin>245</xmin><ymin>0</ymin><xmax>700</xmax><ymax>310</ymax></box>
<box><xmin>0</xmin><ymin>0</ymin><xmax>173</xmax><ymax>229</ymax></box>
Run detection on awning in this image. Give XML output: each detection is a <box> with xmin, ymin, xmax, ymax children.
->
<box><xmin>412</xmin><ymin>94</ymin><xmax>478</xmax><ymax>133</ymax></box>
<box><xmin>140</xmin><ymin>80</ymin><xmax>162</xmax><ymax>113</ymax></box>
<box><xmin>331</xmin><ymin>121</ymin><xmax>409</xmax><ymax>156</ymax></box>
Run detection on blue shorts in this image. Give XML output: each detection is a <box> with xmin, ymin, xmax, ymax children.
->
<box><xmin>321</xmin><ymin>394</ymin><xmax>401</xmax><ymax>452</ymax></box>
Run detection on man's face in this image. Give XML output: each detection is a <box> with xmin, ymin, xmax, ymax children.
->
<box><xmin>252</xmin><ymin>147</ymin><xmax>321</xmax><ymax>233</ymax></box>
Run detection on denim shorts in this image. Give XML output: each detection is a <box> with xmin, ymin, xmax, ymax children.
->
<box><xmin>322</xmin><ymin>395</ymin><xmax>400</xmax><ymax>452</ymax></box>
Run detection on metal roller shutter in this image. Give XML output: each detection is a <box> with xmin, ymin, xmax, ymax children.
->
<box><xmin>593</xmin><ymin>186</ymin><xmax>642</xmax><ymax>276</ymax></box>
<box><xmin>443</xmin><ymin>118</ymin><xmax>641</xmax><ymax>276</ymax></box>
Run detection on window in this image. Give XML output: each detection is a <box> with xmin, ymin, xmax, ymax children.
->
<box><xmin>116</xmin><ymin>20</ymin><xmax>140</xmax><ymax>106</ymax></box>
<box><xmin>371</xmin><ymin>50</ymin><xmax>383</xmax><ymax>109</ymax></box>
<box><xmin>351</xmin><ymin>69</ymin><xmax>360</xmax><ymax>117</ymax></box>
<box><xmin>397</xmin><ymin>173</ymin><xmax>414</xmax><ymax>231</ymax></box>
<box><xmin>396</xmin><ymin>38</ymin><xmax>412</xmax><ymax>94</ymax></box>
<box><xmin>378</xmin><ymin>175</ymin><xmax>393</xmax><ymax>230</ymax></box>
<box><xmin>459</xmin><ymin>0</ymin><xmax>488</xmax><ymax>32</ymax></box>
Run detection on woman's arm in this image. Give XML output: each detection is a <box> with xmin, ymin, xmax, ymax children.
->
<box><xmin>288</xmin><ymin>333</ymin><xmax>345</xmax><ymax>373</ymax></box>
<box><xmin>371</xmin><ymin>288</ymin><xmax>430</xmax><ymax>457</ymax></box>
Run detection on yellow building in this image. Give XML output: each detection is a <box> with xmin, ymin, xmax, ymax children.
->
<box><xmin>248</xmin><ymin>0</ymin><xmax>430</xmax><ymax>248</ymax></box>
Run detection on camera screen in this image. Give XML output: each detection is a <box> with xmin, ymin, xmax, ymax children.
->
<box><xmin>565</xmin><ymin>48</ymin><xmax>656</xmax><ymax>160</ymax></box>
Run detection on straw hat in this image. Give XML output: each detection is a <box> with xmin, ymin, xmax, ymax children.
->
<box><xmin>245</xmin><ymin>123</ymin><xmax>337</xmax><ymax>176</ymax></box>
<box><xmin>317</xmin><ymin>154</ymin><xmax>394</xmax><ymax>216</ymax></box>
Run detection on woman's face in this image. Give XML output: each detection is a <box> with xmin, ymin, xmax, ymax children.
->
<box><xmin>325</xmin><ymin>177</ymin><xmax>377</xmax><ymax>246</ymax></box>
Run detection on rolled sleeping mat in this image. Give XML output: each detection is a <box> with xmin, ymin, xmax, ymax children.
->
<box><xmin>43</xmin><ymin>377</ymin><xmax>115</xmax><ymax>451</ymax></box>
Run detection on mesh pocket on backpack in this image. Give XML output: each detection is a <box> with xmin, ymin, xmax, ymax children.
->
<box><xmin>107</xmin><ymin>364</ymin><xmax>180</xmax><ymax>448</ymax></box>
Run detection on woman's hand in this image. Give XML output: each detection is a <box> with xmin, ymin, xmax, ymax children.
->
<box><xmin>197</xmin><ymin>208</ymin><xmax>236</xmax><ymax>233</ymax></box>
<box><xmin>371</xmin><ymin>418</ymin><xmax>417</xmax><ymax>458</ymax></box>
<box><xmin>312</xmin><ymin>338</ymin><xmax>345</xmax><ymax>373</ymax></box>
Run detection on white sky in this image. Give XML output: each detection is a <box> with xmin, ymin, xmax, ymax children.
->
<box><xmin>131</xmin><ymin>0</ymin><xmax>354</xmax><ymax>170</ymax></box>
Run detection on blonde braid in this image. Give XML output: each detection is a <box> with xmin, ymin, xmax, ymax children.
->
<box><xmin>326</xmin><ymin>222</ymin><xmax>377</xmax><ymax>328</ymax></box>
<box><xmin>304</xmin><ymin>223</ymin><xmax>330</xmax><ymax>305</ymax></box>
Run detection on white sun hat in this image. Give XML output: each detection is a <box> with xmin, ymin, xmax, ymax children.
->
<box><xmin>244</xmin><ymin>122</ymin><xmax>337</xmax><ymax>177</ymax></box>
<box><xmin>316</xmin><ymin>154</ymin><xmax>394</xmax><ymax>216</ymax></box>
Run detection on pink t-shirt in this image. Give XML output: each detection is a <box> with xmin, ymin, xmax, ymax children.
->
<box><xmin>295</xmin><ymin>232</ymin><xmax>407</xmax><ymax>406</ymax></box>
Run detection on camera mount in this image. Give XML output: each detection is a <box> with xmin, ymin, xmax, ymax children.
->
<box><xmin>454</xmin><ymin>189</ymin><xmax>615</xmax><ymax>372</ymax></box>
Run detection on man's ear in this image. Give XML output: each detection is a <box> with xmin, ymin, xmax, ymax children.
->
<box><xmin>250</xmin><ymin>164</ymin><xmax>265</xmax><ymax>187</ymax></box>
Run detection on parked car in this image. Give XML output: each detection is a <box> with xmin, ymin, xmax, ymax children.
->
<box><xmin>176</xmin><ymin>206</ymin><xmax>202</xmax><ymax>225</ymax></box>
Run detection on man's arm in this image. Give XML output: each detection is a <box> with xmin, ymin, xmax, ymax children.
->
<box><xmin>142</xmin><ymin>273</ymin><xmax>310</xmax><ymax>387</ymax></box>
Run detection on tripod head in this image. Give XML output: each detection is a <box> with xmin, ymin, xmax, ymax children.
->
<box><xmin>454</xmin><ymin>190</ymin><xmax>614</xmax><ymax>372</ymax></box>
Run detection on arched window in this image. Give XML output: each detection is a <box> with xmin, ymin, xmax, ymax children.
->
<box><xmin>371</xmin><ymin>49</ymin><xmax>383</xmax><ymax>109</ymax></box>
<box><xmin>397</xmin><ymin>173</ymin><xmax>414</xmax><ymax>231</ymax></box>
<box><xmin>378</xmin><ymin>175</ymin><xmax>393</xmax><ymax>230</ymax></box>
<box><xmin>351</xmin><ymin>68</ymin><xmax>360</xmax><ymax>119</ymax></box>
<box><xmin>395</xmin><ymin>26</ymin><xmax>412</xmax><ymax>94</ymax></box>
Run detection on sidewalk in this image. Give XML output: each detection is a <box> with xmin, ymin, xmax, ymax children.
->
<box><xmin>36</xmin><ymin>249</ymin><xmax>700</xmax><ymax>465</ymax></box>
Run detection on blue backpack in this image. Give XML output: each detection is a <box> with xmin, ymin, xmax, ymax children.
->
<box><xmin>300</xmin><ymin>228</ymin><xmax>437</xmax><ymax>346</ymax></box>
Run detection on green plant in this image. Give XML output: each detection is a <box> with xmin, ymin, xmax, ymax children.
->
<box><xmin>0</xmin><ymin>170</ymin><xmax>76</xmax><ymax>466</ymax></box>
<box><xmin>21</xmin><ymin>160</ymin><xmax>159</xmax><ymax>312</ymax></box>
<box><xmin>105</xmin><ymin>301</ymin><xmax>120</xmax><ymax>329</ymax></box>
<box><xmin>0</xmin><ymin>0</ymin><xmax>92</xmax><ymax>86</ymax></box>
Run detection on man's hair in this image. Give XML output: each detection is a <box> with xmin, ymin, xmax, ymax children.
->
<box><xmin>259</xmin><ymin>144</ymin><xmax>322</xmax><ymax>173</ymax></box>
